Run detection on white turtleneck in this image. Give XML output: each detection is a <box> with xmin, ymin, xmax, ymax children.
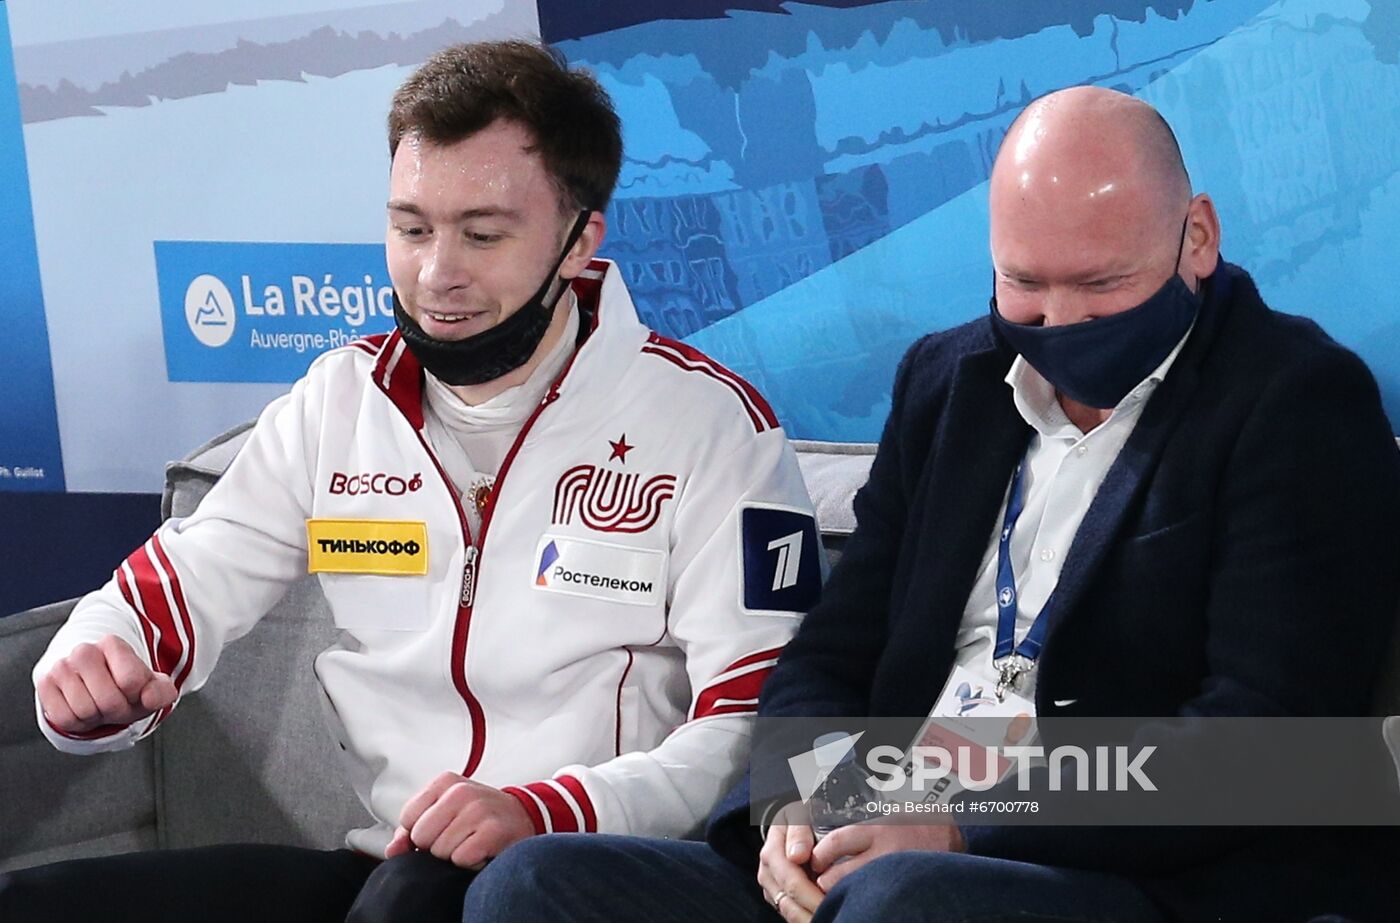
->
<box><xmin>421</xmin><ymin>293</ymin><xmax>579</xmax><ymax>537</ymax></box>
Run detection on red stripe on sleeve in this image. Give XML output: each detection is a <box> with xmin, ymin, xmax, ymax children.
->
<box><xmin>641</xmin><ymin>347</ymin><xmax>765</xmax><ymax>433</ymax></box>
<box><xmin>116</xmin><ymin>566</ymin><xmax>160</xmax><ymax>672</ymax></box>
<box><xmin>644</xmin><ymin>334</ymin><xmax>779</xmax><ymax>429</ymax></box>
<box><xmin>525</xmin><ymin>781</ymin><xmax>580</xmax><ymax>833</ymax></box>
<box><xmin>693</xmin><ymin>666</ymin><xmax>773</xmax><ymax>721</ymax></box>
<box><xmin>123</xmin><ymin>546</ymin><xmax>182</xmax><ymax>677</ymax></box>
<box><xmin>722</xmin><ymin>646</ymin><xmax>784</xmax><ymax>675</ymax></box>
<box><xmin>150</xmin><ymin>536</ymin><xmax>197</xmax><ymax>691</ymax></box>
<box><xmin>45</xmin><ymin>716</ymin><xmax>129</xmax><ymax>741</ymax></box>
<box><xmin>555</xmin><ymin>775</ymin><xmax>598</xmax><ymax>833</ymax></box>
<box><xmin>694</xmin><ymin>701</ymin><xmax>762</xmax><ymax>719</ymax></box>
<box><xmin>503</xmin><ymin>786</ymin><xmax>548</xmax><ymax>835</ymax></box>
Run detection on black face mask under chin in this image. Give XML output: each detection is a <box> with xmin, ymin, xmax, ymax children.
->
<box><xmin>393</xmin><ymin>209</ymin><xmax>591</xmax><ymax>387</ymax></box>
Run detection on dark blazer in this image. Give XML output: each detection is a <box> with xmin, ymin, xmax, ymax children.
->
<box><xmin>708</xmin><ymin>262</ymin><xmax>1400</xmax><ymax>922</ymax></box>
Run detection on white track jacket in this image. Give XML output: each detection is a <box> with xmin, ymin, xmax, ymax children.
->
<box><xmin>34</xmin><ymin>260</ymin><xmax>821</xmax><ymax>856</ymax></box>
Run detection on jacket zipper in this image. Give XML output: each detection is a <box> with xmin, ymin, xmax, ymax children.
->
<box><xmin>383</xmin><ymin>306</ymin><xmax>591</xmax><ymax>775</ymax></box>
<box><xmin>460</xmin><ymin>546</ymin><xmax>478</xmax><ymax>606</ymax></box>
<box><xmin>453</xmin><ymin>388</ymin><xmax>561</xmax><ymax>608</ymax></box>
<box><xmin>449</xmin><ymin>387</ymin><xmax>563</xmax><ymax>774</ymax></box>
<box><xmin>400</xmin><ymin>425</ymin><xmax>489</xmax><ymax>768</ymax></box>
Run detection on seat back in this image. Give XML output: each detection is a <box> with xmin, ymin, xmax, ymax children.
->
<box><xmin>157</xmin><ymin>422</ymin><xmax>371</xmax><ymax>850</ymax></box>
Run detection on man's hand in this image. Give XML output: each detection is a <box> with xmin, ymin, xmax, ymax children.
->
<box><xmin>385</xmin><ymin>772</ymin><xmax>535</xmax><ymax>869</ymax></box>
<box><xmin>809</xmin><ymin>822</ymin><xmax>964</xmax><ymax>892</ymax></box>
<box><xmin>757</xmin><ymin>802</ymin><xmax>826</xmax><ymax>922</ymax></box>
<box><xmin>36</xmin><ymin>635</ymin><xmax>177</xmax><ymax>735</ymax></box>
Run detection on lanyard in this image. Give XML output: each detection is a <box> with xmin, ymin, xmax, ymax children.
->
<box><xmin>992</xmin><ymin>457</ymin><xmax>1052</xmax><ymax>699</ymax></box>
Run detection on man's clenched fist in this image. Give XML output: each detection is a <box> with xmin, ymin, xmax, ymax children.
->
<box><xmin>385</xmin><ymin>772</ymin><xmax>536</xmax><ymax>869</ymax></box>
<box><xmin>36</xmin><ymin>636</ymin><xmax>177</xmax><ymax>735</ymax></box>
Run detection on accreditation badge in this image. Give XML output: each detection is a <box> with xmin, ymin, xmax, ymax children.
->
<box><xmin>306</xmin><ymin>519</ymin><xmax>429</xmax><ymax>576</ymax></box>
<box><xmin>932</xmin><ymin>664</ymin><xmax>1037</xmax><ymax>721</ymax></box>
<box><xmin>883</xmin><ymin>665</ymin><xmax>1040</xmax><ymax>809</ymax></box>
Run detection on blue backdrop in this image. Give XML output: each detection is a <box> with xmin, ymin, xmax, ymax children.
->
<box><xmin>541</xmin><ymin>0</ymin><xmax>1400</xmax><ymax>441</ymax></box>
<box><xmin>2</xmin><ymin>0</ymin><xmax>1398</xmax><ymax>496</ymax></box>
<box><xmin>0</xmin><ymin>6</ymin><xmax>61</xmax><ymax>492</ymax></box>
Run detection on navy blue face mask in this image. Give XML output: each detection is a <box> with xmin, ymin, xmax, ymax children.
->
<box><xmin>988</xmin><ymin>218</ymin><xmax>1200</xmax><ymax>410</ymax></box>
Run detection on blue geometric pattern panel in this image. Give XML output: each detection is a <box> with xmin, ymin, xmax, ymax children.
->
<box><xmin>543</xmin><ymin>0</ymin><xmax>1400</xmax><ymax>441</ymax></box>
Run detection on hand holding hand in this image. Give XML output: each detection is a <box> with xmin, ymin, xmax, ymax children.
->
<box><xmin>757</xmin><ymin>802</ymin><xmax>826</xmax><ymax>922</ymax></box>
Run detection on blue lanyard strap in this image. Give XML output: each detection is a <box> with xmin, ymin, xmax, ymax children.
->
<box><xmin>993</xmin><ymin>458</ymin><xmax>1053</xmax><ymax>663</ymax></box>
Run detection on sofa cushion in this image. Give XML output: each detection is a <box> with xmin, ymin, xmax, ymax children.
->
<box><xmin>792</xmin><ymin>440</ymin><xmax>875</xmax><ymax>567</ymax></box>
<box><xmin>156</xmin><ymin>590</ymin><xmax>372</xmax><ymax>850</ymax></box>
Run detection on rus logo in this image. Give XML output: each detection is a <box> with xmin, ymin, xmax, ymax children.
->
<box><xmin>552</xmin><ymin>465</ymin><xmax>676</xmax><ymax>534</ymax></box>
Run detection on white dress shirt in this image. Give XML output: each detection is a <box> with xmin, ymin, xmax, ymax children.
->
<box><xmin>950</xmin><ymin>327</ymin><xmax>1194</xmax><ymax>706</ymax></box>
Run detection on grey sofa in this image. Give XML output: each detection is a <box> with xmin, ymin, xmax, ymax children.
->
<box><xmin>0</xmin><ymin>428</ymin><xmax>876</xmax><ymax>872</ymax></box>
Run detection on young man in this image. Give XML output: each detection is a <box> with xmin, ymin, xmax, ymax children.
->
<box><xmin>3</xmin><ymin>41</ymin><xmax>818</xmax><ymax>923</ymax></box>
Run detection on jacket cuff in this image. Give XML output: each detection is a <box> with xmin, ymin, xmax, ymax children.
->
<box><xmin>502</xmin><ymin>775</ymin><xmax>598</xmax><ymax>834</ymax></box>
<box><xmin>44</xmin><ymin>716</ymin><xmax>131</xmax><ymax>741</ymax></box>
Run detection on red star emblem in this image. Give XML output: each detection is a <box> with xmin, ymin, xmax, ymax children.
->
<box><xmin>608</xmin><ymin>434</ymin><xmax>634</xmax><ymax>463</ymax></box>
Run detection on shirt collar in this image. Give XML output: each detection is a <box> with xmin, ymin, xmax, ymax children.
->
<box><xmin>1004</xmin><ymin>319</ymin><xmax>1196</xmax><ymax>438</ymax></box>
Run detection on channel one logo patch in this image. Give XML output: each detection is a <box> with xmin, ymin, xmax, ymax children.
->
<box><xmin>155</xmin><ymin>240</ymin><xmax>396</xmax><ymax>382</ymax></box>
<box><xmin>740</xmin><ymin>504</ymin><xmax>821</xmax><ymax>614</ymax></box>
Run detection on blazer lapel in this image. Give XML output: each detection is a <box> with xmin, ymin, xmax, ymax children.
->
<box><xmin>893</xmin><ymin>342</ymin><xmax>1030</xmax><ymax>713</ymax></box>
<box><xmin>1037</xmin><ymin>268</ymin><xmax>1234</xmax><ymax>655</ymax></box>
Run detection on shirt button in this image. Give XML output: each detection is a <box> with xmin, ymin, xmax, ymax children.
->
<box><xmin>1040</xmin><ymin>548</ymin><xmax>1055</xmax><ymax>562</ymax></box>
<box><xmin>1076</xmin><ymin>445</ymin><xmax>1089</xmax><ymax>456</ymax></box>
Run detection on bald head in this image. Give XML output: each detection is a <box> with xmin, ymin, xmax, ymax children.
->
<box><xmin>993</xmin><ymin>86</ymin><xmax>1189</xmax><ymax>233</ymax></box>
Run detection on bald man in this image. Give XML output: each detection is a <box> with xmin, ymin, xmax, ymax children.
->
<box><xmin>460</xmin><ymin>89</ymin><xmax>1400</xmax><ymax>922</ymax></box>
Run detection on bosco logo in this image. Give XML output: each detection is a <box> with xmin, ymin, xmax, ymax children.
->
<box><xmin>184</xmin><ymin>274</ymin><xmax>236</xmax><ymax>348</ymax></box>
<box><xmin>329</xmin><ymin>471</ymin><xmax>424</xmax><ymax>496</ymax></box>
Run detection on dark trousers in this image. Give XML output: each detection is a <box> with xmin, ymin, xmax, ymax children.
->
<box><xmin>0</xmin><ymin>844</ymin><xmax>477</xmax><ymax>923</ymax></box>
<box><xmin>465</xmin><ymin>834</ymin><xmax>1171</xmax><ymax>923</ymax></box>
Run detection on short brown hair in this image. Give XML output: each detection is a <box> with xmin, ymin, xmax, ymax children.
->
<box><xmin>388</xmin><ymin>41</ymin><xmax>623</xmax><ymax>213</ymax></box>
